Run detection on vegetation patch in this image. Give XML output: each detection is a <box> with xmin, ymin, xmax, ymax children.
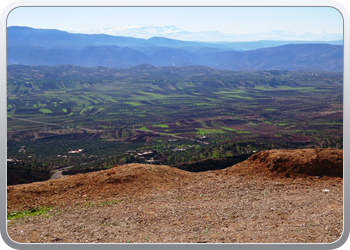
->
<box><xmin>221</xmin><ymin>127</ymin><xmax>236</xmax><ymax>132</ymax></box>
<box><xmin>196</xmin><ymin>128</ymin><xmax>226</xmax><ymax>135</ymax></box>
<box><xmin>39</xmin><ymin>108</ymin><xmax>53</xmax><ymax>114</ymax></box>
<box><xmin>237</xmin><ymin>131</ymin><xmax>251</xmax><ymax>134</ymax></box>
<box><xmin>7</xmin><ymin>207</ymin><xmax>53</xmax><ymax>220</ymax></box>
<box><xmin>153</xmin><ymin>124</ymin><xmax>169</xmax><ymax>128</ymax></box>
<box><xmin>124</xmin><ymin>101</ymin><xmax>143</xmax><ymax>106</ymax></box>
<box><xmin>139</xmin><ymin>126</ymin><xmax>151</xmax><ymax>131</ymax></box>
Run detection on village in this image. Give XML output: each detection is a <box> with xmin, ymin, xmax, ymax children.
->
<box><xmin>124</xmin><ymin>143</ymin><xmax>196</xmax><ymax>164</ymax></box>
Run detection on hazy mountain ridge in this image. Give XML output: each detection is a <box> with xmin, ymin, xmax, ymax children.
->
<box><xmin>7</xmin><ymin>64</ymin><xmax>343</xmax><ymax>87</ymax></box>
<box><xmin>7</xmin><ymin>26</ymin><xmax>343</xmax><ymax>72</ymax></box>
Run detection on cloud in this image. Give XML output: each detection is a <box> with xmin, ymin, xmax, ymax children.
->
<box><xmin>81</xmin><ymin>25</ymin><xmax>342</xmax><ymax>42</ymax></box>
<box><xmin>87</xmin><ymin>25</ymin><xmax>185</xmax><ymax>37</ymax></box>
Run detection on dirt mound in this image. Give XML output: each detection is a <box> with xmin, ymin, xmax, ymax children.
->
<box><xmin>233</xmin><ymin>148</ymin><xmax>343</xmax><ymax>177</ymax></box>
<box><xmin>7</xmin><ymin>148</ymin><xmax>343</xmax><ymax>213</ymax></box>
<box><xmin>7</xmin><ymin>164</ymin><xmax>192</xmax><ymax>212</ymax></box>
<box><xmin>7</xmin><ymin>149</ymin><xmax>343</xmax><ymax>243</ymax></box>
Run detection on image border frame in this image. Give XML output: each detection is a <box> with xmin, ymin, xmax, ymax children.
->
<box><xmin>1</xmin><ymin>0</ymin><xmax>348</xmax><ymax>249</ymax></box>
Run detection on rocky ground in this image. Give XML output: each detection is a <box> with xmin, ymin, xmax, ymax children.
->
<box><xmin>6</xmin><ymin>148</ymin><xmax>343</xmax><ymax>243</ymax></box>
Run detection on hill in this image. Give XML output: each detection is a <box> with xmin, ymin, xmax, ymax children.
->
<box><xmin>6</xmin><ymin>64</ymin><xmax>343</xmax><ymax>93</ymax></box>
<box><xmin>7</xmin><ymin>148</ymin><xmax>343</xmax><ymax>243</ymax></box>
<box><xmin>7</xmin><ymin>26</ymin><xmax>343</xmax><ymax>71</ymax></box>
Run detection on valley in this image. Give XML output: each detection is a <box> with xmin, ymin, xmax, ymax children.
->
<box><xmin>5</xmin><ymin>7</ymin><xmax>346</xmax><ymax>245</ymax></box>
<box><xmin>7</xmin><ymin>65</ymin><xmax>343</xmax><ymax>185</ymax></box>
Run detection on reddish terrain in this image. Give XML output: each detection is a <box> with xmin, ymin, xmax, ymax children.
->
<box><xmin>7</xmin><ymin>148</ymin><xmax>343</xmax><ymax>243</ymax></box>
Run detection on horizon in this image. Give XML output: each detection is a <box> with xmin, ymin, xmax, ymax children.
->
<box><xmin>7</xmin><ymin>25</ymin><xmax>344</xmax><ymax>44</ymax></box>
<box><xmin>7</xmin><ymin>7</ymin><xmax>343</xmax><ymax>42</ymax></box>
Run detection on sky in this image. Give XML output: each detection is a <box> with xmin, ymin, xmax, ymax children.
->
<box><xmin>6</xmin><ymin>7</ymin><xmax>343</xmax><ymax>41</ymax></box>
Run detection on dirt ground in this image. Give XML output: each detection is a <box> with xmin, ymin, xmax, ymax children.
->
<box><xmin>6</xmin><ymin>148</ymin><xmax>343</xmax><ymax>243</ymax></box>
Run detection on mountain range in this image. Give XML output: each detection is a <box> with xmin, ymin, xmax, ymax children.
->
<box><xmin>7</xmin><ymin>26</ymin><xmax>343</xmax><ymax>72</ymax></box>
<box><xmin>84</xmin><ymin>25</ymin><xmax>343</xmax><ymax>42</ymax></box>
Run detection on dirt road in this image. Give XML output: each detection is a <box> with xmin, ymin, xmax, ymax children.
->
<box><xmin>50</xmin><ymin>165</ymin><xmax>74</xmax><ymax>180</ymax></box>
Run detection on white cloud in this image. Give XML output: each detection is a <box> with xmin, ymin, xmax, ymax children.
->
<box><xmin>86</xmin><ymin>25</ymin><xmax>184</xmax><ymax>37</ymax></box>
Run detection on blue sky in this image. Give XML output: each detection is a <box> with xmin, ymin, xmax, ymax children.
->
<box><xmin>7</xmin><ymin>7</ymin><xmax>343</xmax><ymax>41</ymax></box>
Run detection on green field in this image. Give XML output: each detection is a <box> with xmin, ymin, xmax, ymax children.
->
<box><xmin>196</xmin><ymin>128</ymin><xmax>226</xmax><ymax>135</ymax></box>
<box><xmin>39</xmin><ymin>109</ymin><xmax>53</xmax><ymax>114</ymax></box>
<box><xmin>153</xmin><ymin>124</ymin><xmax>169</xmax><ymax>128</ymax></box>
<box><xmin>7</xmin><ymin>65</ymin><xmax>343</xmax><ymax>175</ymax></box>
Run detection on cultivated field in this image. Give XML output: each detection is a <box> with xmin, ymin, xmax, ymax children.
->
<box><xmin>7</xmin><ymin>65</ymin><xmax>343</xmax><ymax>184</ymax></box>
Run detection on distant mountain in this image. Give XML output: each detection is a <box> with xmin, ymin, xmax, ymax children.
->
<box><xmin>200</xmin><ymin>44</ymin><xmax>343</xmax><ymax>72</ymax></box>
<box><xmin>86</xmin><ymin>24</ymin><xmax>343</xmax><ymax>42</ymax></box>
<box><xmin>8</xmin><ymin>26</ymin><xmax>343</xmax><ymax>50</ymax></box>
<box><xmin>215</xmin><ymin>39</ymin><xmax>343</xmax><ymax>51</ymax></box>
<box><xmin>7</xmin><ymin>26</ymin><xmax>343</xmax><ymax>72</ymax></box>
<box><xmin>7</xmin><ymin>26</ymin><xmax>146</xmax><ymax>49</ymax></box>
<box><xmin>7</xmin><ymin>26</ymin><xmax>234</xmax><ymax>49</ymax></box>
